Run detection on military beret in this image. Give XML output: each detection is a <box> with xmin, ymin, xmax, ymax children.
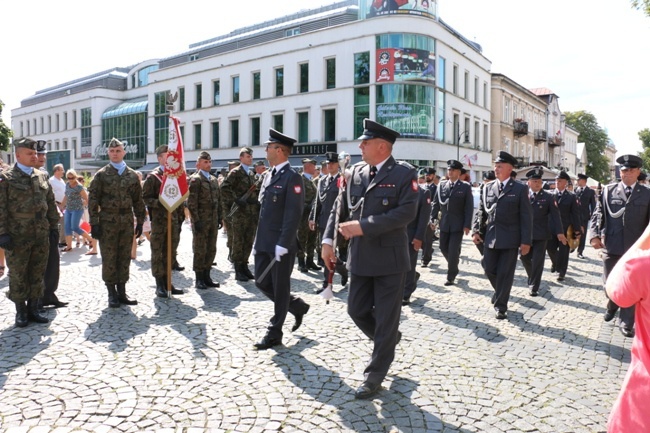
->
<box><xmin>639</xmin><ymin>172</ymin><xmax>647</xmax><ymax>181</ymax></box>
<box><xmin>324</xmin><ymin>152</ymin><xmax>338</xmax><ymax>163</ymax></box>
<box><xmin>240</xmin><ymin>146</ymin><xmax>253</xmax><ymax>155</ymax></box>
<box><xmin>302</xmin><ymin>158</ymin><xmax>317</xmax><ymax>165</ymax></box>
<box><xmin>555</xmin><ymin>170</ymin><xmax>571</xmax><ymax>181</ymax></box>
<box><xmin>36</xmin><ymin>140</ymin><xmax>47</xmax><ymax>154</ymax></box>
<box><xmin>616</xmin><ymin>154</ymin><xmax>643</xmax><ymax>169</ymax></box>
<box><xmin>494</xmin><ymin>151</ymin><xmax>517</xmax><ymax>167</ymax></box>
<box><xmin>253</xmin><ymin>160</ymin><xmax>265</xmax><ymax>167</ymax></box>
<box><xmin>13</xmin><ymin>137</ymin><xmax>38</xmax><ymax>150</ymax></box>
<box><xmin>198</xmin><ymin>151</ymin><xmax>212</xmax><ymax>161</ymax></box>
<box><xmin>155</xmin><ymin>145</ymin><xmax>168</xmax><ymax>156</ymax></box>
<box><xmin>447</xmin><ymin>159</ymin><xmax>463</xmax><ymax>170</ymax></box>
<box><xmin>577</xmin><ymin>173</ymin><xmax>588</xmax><ymax>180</ymax></box>
<box><xmin>357</xmin><ymin>119</ymin><xmax>400</xmax><ymax>144</ymax></box>
<box><xmin>264</xmin><ymin>129</ymin><xmax>297</xmax><ymax>147</ymax></box>
<box><xmin>227</xmin><ymin>160</ymin><xmax>238</xmax><ymax>165</ymax></box>
<box><xmin>526</xmin><ymin>167</ymin><xmax>544</xmax><ymax>180</ymax></box>
<box><xmin>108</xmin><ymin>137</ymin><xmax>124</xmax><ymax>148</ymax></box>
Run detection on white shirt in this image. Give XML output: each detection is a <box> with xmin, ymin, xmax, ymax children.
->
<box><xmin>49</xmin><ymin>175</ymin><xmax>66</xmax><ymax>203</ymax></box>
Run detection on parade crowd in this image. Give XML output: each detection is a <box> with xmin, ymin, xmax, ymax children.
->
<box><xmin>1</xmin><ymin>119</ymin><xmax>648</xmax><ymax>431</ymax></box>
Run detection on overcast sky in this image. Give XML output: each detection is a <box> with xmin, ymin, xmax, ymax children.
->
<box><xmin>3</xmin><ymin>0</ymin><xmax>649</xmax><ymax>156</ymax></box>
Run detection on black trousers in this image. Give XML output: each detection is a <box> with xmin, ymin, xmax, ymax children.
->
<box><xmin>520</xmin><ymin>239</ymin><xmax>548</xmax><ymax>292</ymax></box>
<box><xmin>42</xmin><ymin>231</ymin><xmax>60</xmax><ymax>302</ymax></box>
<box><xmin>439</xmin><ymin>230</ymin><xmax>463</xmax><ymax>282</ymax></box>
<box><xmin>403</xmin><ymin>244</ymin><xmax>419</xmax><ymax>300</ymax></box>
<box><xmin>421</xmin><ymin>225</ymin><xmax>434</xmax><ymax>264</ymax></box>
<box><xmin>603</xmin><ymin>251</ymin><xmax>635</xmax><ymax>328</ymax></box>
<box><xmin>547</xmin><ymin>235</ymin><xmax>570</xmax><ymax>277</ymax></box>
<box><xmin>254</xmin><ymin>252</ymin><xmax>307</xmax><ymax>340</ymax></box>
<box><xmin>348</xmin><ymin>272</ymin><xmax>405</xmax><ymax>385</ymax></box>
<box><xmin>482</xmin><ymin>247</ymin><xmax>519</xmax><ymax>313</ymax></box>
<box><xmin>577</xmin><ymin>218</ymin><xmax>589</xmax><ymax>254</ymax></box>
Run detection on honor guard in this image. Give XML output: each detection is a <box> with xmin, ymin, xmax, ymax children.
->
<box><xmin>574</xmin><ymin>173</ymin><xmax>596</xmax><ymax>258</ymax></box>
<box><xmin>296</xmin><ymin>157</ymin><xmax>321</xmax><ymax>273</ymax></box>
<box><xmin>420</xmin><ymin>167</ymin><xmax>438</xmax><ymax>267</ymax></box>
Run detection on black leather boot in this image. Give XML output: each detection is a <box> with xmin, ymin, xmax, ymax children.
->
<box><xmin>27</xmin><ymin>299</ymin><xmax>49</xmax><ymax>323</ymax></box>
<box><xmin>14</xmin><ymin>301</ymin><xmax>28</xmax><ymax>328</ymax></box>
<box><xmin>306</xmin><ymin>257</ymin><xmax>322</xmax><ymax>271</ymax></box>
<box><xmin>107</xmin><ymin>284</ymin><xmax>120</xmax><ymax>308</ymax></box>
<box><xmin>234</xmin><ymin>263</ymin><xmax>249</xmax><ymax>282</ymax></box>
<box><xmin>203</xmin><ymin>270</ymin><xmax>220</xmax><ymax>288</ymax></box>
<box><xmin>116</xmin><ymin>283</ymin><xmax>138</xmax><ymax>305</ymax></box>
<box><xmin>298</xmin><ymin>257</ymin><xmax>308</xmax><ymax>273</ymax></box>
<box><xmin>155</xmin><ymin>277</ymin><xmax>168</xmax><ymax>298</ymax></box>
<box><xmin>242</xmin><ymin>263</ymin><xmax>255</xmax><ymax>280</ymax></box>
<box><xmin>195</xmin><ymin>271</ymin><xmax>208</xmax><ymax>289</ymax></box>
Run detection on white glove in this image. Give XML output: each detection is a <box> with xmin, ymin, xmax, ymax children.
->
<box><xmin>275</xmin><ymin>245</ymin><xmax>288</xmax><ymax>262</ymax></box>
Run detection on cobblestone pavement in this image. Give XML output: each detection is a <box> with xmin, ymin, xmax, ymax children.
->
<box><xmin>0</xmin><ymin>222</ymin><xmax>630</xmax><ymax>432</ymax></box>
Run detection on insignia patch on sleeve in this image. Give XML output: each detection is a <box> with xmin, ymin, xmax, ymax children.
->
<box><xmin>294</xmin><ymin>185</ymin><xmax>302</xmax><ymax>194</ymax></box>
<box><xmin>411</xmin><ymin>180</ymin><xmax>418</xmax><ymax>192</ymax></box>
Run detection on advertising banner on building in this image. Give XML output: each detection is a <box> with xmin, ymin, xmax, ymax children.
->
<box><xmin>376</xmin><ymin>48</ymin><xmax>435</xmax><ymax>83</ymax></box>
<box><xmin>363</xmin><ymin>0</ymin><xmax>437</xmax><ymax>19</ymax></box>
<box><xmin>376</xmin><ymin>103</ymin><xmax>434</xmax><ymax>139</ymax></box>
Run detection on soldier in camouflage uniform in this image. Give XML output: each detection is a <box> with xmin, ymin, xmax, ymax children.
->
<box><xmin>0</xmin><ymin>138</ymin><xmax>60</xmax><ymax>327</ymax></box>
<box><xmin>220</xmin><ymin>147</ymin><xmax>260</xmax><ymax>282</ymax></box>
<box><xmin>88</xmin><ymin>138</ymin><xmax>146</xmax><ymax>308</ymax></box>
<box><xmin>188</xmin><ymin>151</ymin><xmax>222</xmax><ymax>290</ymax></box>
<box><xmin>297</xmin><ymin>158</ymin><xmax>321</xmax><ymax>273</ymax></box>
<box><xmin>223</xmin><ymin>159</ymin><xmax>240</xmax><ymax>262</ymax></box>
<box><xmin>142</xmin><ymin>145</ymin><xmax>185</xmax><ymax>298</ymax></box>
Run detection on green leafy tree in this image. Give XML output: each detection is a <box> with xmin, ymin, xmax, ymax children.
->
<box><xmin>0</xmin><ymin>99</ymin><xmax>12</xmax><ymax>152</ymax></box>
<box><xmin>637</xmin><ymin>128</ymin><xmax>650</xmax><ymax>172</ymax></box>
<box><xmin>564</xmin><ymin>110</ymin><xmax>610</xmax><ymax>182</ymax></box>
<box><xmin>632</xmin><ymin>0</ymin><xmax>650</xmax><ymax>16</ymax></box>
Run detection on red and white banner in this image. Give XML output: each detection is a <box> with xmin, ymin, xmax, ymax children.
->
<box><xmin>159</xmin><ymin>116</ymin><xmax>189</xmax><ymax>212</ymax></box>
<box><xmin>463</xmin><ymin>153</ymin><xmax>478</xmax><ymax>169</ymax></box>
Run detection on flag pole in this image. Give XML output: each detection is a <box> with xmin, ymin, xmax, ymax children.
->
<box><xmin>165</xmin><ymin>92</ymin><xmax>177</xmax><ymax>299</ymax></box>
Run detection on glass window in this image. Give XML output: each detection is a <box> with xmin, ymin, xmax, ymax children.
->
<box><xmin>179</xmin><ymin>87</ymin><xmax>185</xmax><ymax>111</ymax></box>
<box><xmin>354</xmin><ymin>52</ymin><xmax>370</xmax><ymax>85</ymax></box>
<box><xmin>213</xmin><ymin>81</ymin><xmax>220</xmax><ymax>106</ymax></box>
<box><xmin>230</xmin><ymin>119</ymin><xmax>239</xmax><ymax>147</ymax></box>
<box><xmin>452</xmin><ymin>65</ymin><xmax>458</xmax><ymax>94</ymax></box>
<box><xmin>137</xmin><ymin>65</ymin><xmax>159</xmax><ymax>87</ymax></box>
<box><xmin>64</xmin><ymin>112</ymin><xmax>68</xmax><ymax>131</ymax></box>
<box><xmin>464</xmin><ymin>71</ymin><xmax>469</xmax><ymax>100</ymax></box>
<box><xmin>376</xmin><ymin>84</ymin><xmax>435</xmax><ymax>139</ymax></box>
<box><xmin>232</xmin><ymin>76</ymin><xmax>240</xmax><ymax>103</ymax></box>
<box><xmin>300</xmin><ymin>63</ymin><xmax>309</xmax><ymax>93</ymax></box>
<box><xmin>436</xmin><ymin>89</ymin><xmax>445</xmax><ymax>141</ymax></box>
<box><xmin>504</xmin><ymin>98</ymin><xmax>510</xmax><ymax>123</ymax></box>
<box><xmin>253</xmin><ymin>72</ymin><xmax>261</xmax><ymax>100</ymax></box>
<box><xmin>211</xmin><ymin>121</ymin><xmax>220</xmax><ymax>148</ymax></box>
<box><xmin>354</xmin><ymin>87</ymin><xmax>370</xmax><ymax>138</ymax></box>
<box><xmin>438</xmin><ymin>57</ymin><xmax>446</xmax><ymax>89</ymax></box>
<box><xmin>194</xmin><ymin>124</ymin><xmax>202</xmax><ymax>150</ymax></box>
<box><xmin>326</xmin><ymin>58</ymin><xmax>336</xmax><ymax>89</ymax></box>
<box><xmin>275</xmin><ymin>68</ymin><xmax>284</xmax><ymax>97</ymax></box>
<box><xmin>483</xmin><ymin>82</ymin><xmax>488</xmax><ymax>109</ymax></box>
<box><xmin>251</xmin><ymin>117</ymin><xmax>260</xmax><ymax>146</ymax></box>
<box><xmin>474</xmin><ymin>76</ymin><xmax>479</xmax><ymax>104</ymax></box>
<box><xmin>298</xmin><ymin>112</ymin><xmax>309</xmax><ymax>143</ymax></box>
<box><xmin>324</xmin><ymin>109</ymin><xmax>336</xmax><ymax>142</ymax></box>
<box><xmin>72</xmin><ymin>110</ymin><xmax>77</xmax><ymax>128</ymax></box>
<box><xmin>196</xmin><ymin>83</ymin><xmax>202</xmax><ymax>109</ymax></box>
<box><xmin>273</xmin><ymin>114</ymin><xmax>283</xmax><ymax>132</ymax></box>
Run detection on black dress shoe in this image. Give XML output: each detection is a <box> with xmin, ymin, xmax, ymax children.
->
<box><xmin>354</xmin><ymin>381</ymin><xmax>381</xmax><ymax>399</ymax></box>
<box><xmin>253</xmin><ymin>336</ymin><xmax>282</xmax><ymax>350</ymax></box>
<box><xmin>50</xmin><ymin>300</ymin><xmax>68</xmax><ymax>308</ymax></box>
<box><xmin>604</xmin><ymin>310</ymin><xmax>616</xmax><ymax>322</ymax></box>
<box><xmin>291</xmin><ymin>303</ymin><xmax>310</xmax><ymax>332</ymax></box>
<box><xmin>402</xmin><ymin>298</ymin><xmax>410</xmax><ymax>306</ymax></box>
<box><xmin>529</xmin><ymin>289</ymin><xmax>538</xmax><ymax>297</ymax></box>
<box><xmin>172</xmin><ymin>262</ymin><xmax>185</xmax><ymax>271</ymax></box>
<box><xmin>421</xmin><ymin>261</ymin><xmax>430</xmax><ymax>268</ymax></box>
<box><xmin>557</xmin><ymin>275</ymin><xmax>565</xmax><ymax>282</ymax></box>
<box><xmin>620</xmin><ymin>324</ymin><xmax>635</xmax><ymax>338</ymax></box>
<box><xmin>495</xmin><ymin>310</ymin><xmax>507</xmax><ymax>320</ymax></box>
<box><xmin>341</xmin><ymin>273</ymin><xmax>348</xmax><ymax>287</ymax></box>
<box><xmin>577</xmin><ymin>253</ymin><xmax>585</xmax><ymax>259</ymax></box>
<box><xmin>444</xmin><ymin>280</ymin><xmax>454</xmax><ymax>286</ymax></box>
<box><xmin>550</xmin><ymin>265</ymin><xmax>556</xmax><ymax>273</ymax></box>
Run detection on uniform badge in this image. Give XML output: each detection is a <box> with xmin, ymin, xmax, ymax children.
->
<box><xmin>273</xmin><ymin>195</ymin><xmax>278</xmax><ymax>203</ymax></box>
<box><xmin>382</xmin><ymin>198</ymin><xmax>389</xmax><ymax>206</ymax></box>
<box><xmin>294</xmin><ymin>185</ymin><xmax>302</xmax><ymax>194</ymax></box>
<box><xmin>411</xmin><ymin>180</ymin><xmax>418</xmax><ymax>192</ymax></box>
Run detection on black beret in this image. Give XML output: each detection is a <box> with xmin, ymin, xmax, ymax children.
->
<box><xmin>526</xmin><ymin>167</ymin><xmax>544</xmax><ymax>180</ymax></box>
<box><xmin>616</xmin><ymin>154</ymin><xmax>643</xmax><ymax>169</ymax></box>
<box><xmin>555</xmin><ymin>170</ymin><xmax>571</xmax><ymax>181</ymax></box>
<box><xmin>357</xmin><ymin>119</ymin><xmax>400</xmax><ymax>144</ymax></box>
<box><xmin>447</xmin><ymin>159</ymin><xmax>463</xmax><ymax>170</ymax></box>
<box><xmin>494</xmin><ymin>151</ymin><xmax>518</xmax><ymax>167</ymax></box>
<box><xmin>265</xmin><ymin>129</ymin><xmax>297</xmax><ymax>147</ymax></box>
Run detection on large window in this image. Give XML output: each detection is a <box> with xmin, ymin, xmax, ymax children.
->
<box><xmin>323</xmin><ymin>109</ymin><xmax>336</xmax><ymax>142</ymax></box>
<box><xmin>102</xmin><ymin>100</ymin><xmax>147</xmax><ymax>164</ymax></box>
<box><xmin>179</xmin><ymin>87</ymin><xmax>185</xmax><ymax>111</ymax></box>
<box><xmin>137</xmin><ymin>65</ymin><xmax>159</xmax><ymax>87</ymax></box>
<box><xmin>154</xmin><ymin>91</ymin><xmax>169</xmax><ymax>148</ymax></box>
<box><xmin>376</xmin><ymin>84</ymin><xmax>435</xmax><ymax>139</ymax></box>
<box><xmin>211</xmin><ymin>121</ymin><xmax>220</xmax><ymax>148</ymax></box>
<box><xmin>195</xmin><ymin>83</ymin><xmax>202</xmax><ymax>109</ymax></box>
<box><xmin>253</xmin><ymin>72</ymin><xmax>261</xmax><ymax>100</ymax></box>
<box><xmin>273</xmin><ymin>114</ymin><xmax>284</xmax><ymax>133</ymax></box>
<box><xmin>438</xmin><ymin>57</ymin><xmax>446</xmax><ymax>89</ymax></box>
<box><xmin>326</xmin><ymin>58</ymin><xmax>336</xmax><ymax>89</ymax></box>
<box><xmin>194</xmin><ymin>124</ymin><xmax>202</xmax><ymax>150</ymax></box>
<box><xmin>275</xmin><ymin>67</ymin><xmax>284</xmax><ymax>97</ymax></box>
<box><xmin>354</xmin><ymin>87</ymin><xmax>370</xmax><ymax>138</ymax></box>
<box><xmin>298</xmin><ymin>112</ymin><xmax>309</xmax><ymax>143</ymax></box>
<box><xmin>354</xmin><ymin>52</ymin><xmax>370</xmax><ymax>85</ymax></box>
<box><xmin>213</xmin><ymin>81</ymin><xmax>220</xmax><ymax>106</ymax></box>
<box><xmin>251</xmin><ymin>117</ymin><xmax>261</xmax><ymax>147</ymax></box>
<box><xmin>230</xmin><ymin>119</ymin><xmax>239</xmax><ymax>147</ymax></box>
<box><xmin>232</xmin><ymin>76</ymin><xmax>240</xmax><ymax>103</ymax></box>
<box><xmin>80</xmin><ymin>108</ymin><xmax>92</xmax><ymax>158</ymax></box>
<box><xmin>299</xmin><ymin>63</ymin><xmax>309</xmax><ymax>93</ymax></box>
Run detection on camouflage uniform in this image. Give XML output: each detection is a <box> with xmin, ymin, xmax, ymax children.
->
<box><xmin>296</xmin><ymin>173</ymin><xmax>319</xmax><ymax>270</ymax></box>
<box><xmin>187</xmin><ymin>170</ymin><xmax>222</xmax><ymax>284</ymax></box>
<box><xmin>142</xmin><ymin>166</ymin><xmax>185</xmax><ymax>295</ymax></box>
<box><xmin>220</xmin><ymin>163</ymin><xmax>259</xmax><ymax>281</ymax></box>
<box><xmin>88</xmin><ymin>161</ymin><xmax>146</xmax><ymax>302</ymax></box>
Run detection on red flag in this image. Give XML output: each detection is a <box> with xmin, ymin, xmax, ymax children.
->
<box><xmin>159</xmin><ymin>116</ymin><xmax>189</xmax><ymax>212</ymax></box>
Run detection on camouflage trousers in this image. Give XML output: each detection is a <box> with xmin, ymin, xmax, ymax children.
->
<box><xmin>6</xmin><ymin>229</ymin><xmax>49</xmax><ymax>302</ymax></box>
<box><xmin>98</xmin><ymin>219</ymin><xmax>134</xmax><ymax>284</ymax></box>
<box><xmin>149</xmin><ymin>214</ymin><xmax>181</xmax><ymax>278</ymax></box>
<box><xmin>297</xmin><ymin>215</ymin><xmax>318</xmax><ymax>260</ymax></box>
<box><xmin>229</xmin><ymin>213</ymin><xmax>257</xmax><ymax>263</ymax></box>
<box><xmin>193</xmin><ymin>221</ymin><xmax>217</xmax><ymax>272</ymax></box>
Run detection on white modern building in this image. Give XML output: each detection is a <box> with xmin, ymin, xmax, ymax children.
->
<box><xmin>9</xmin><ymin>0</ymin><xmax>493</xmax><ymax>178</ymax></box>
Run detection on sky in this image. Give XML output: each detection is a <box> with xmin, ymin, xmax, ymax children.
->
<box><xmin>2</xmin><ymin>0</ymin><xmax>650</xmax><ymax>157</ymax></box>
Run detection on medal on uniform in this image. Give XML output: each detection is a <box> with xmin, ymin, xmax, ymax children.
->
<box><xmin>382</xmin><ymin>198</ymin><xmax>389</xmax><ymax>206</ymax></box>
<box><xmin>273</xmin><ymin>195</ymin><xmax>277</xmax><ymax>203</ymax></box>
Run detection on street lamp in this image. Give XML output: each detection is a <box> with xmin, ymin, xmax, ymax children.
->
<box><xmin>456</xmin><ymin>130</ymin><xmax>471</xmax><ymax>160</ymax></box>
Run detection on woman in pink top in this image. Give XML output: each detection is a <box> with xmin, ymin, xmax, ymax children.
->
<box><xmin>606</xmin><ymin>222</ymin><xmax>650</xmax><ymax>432</ymax></box>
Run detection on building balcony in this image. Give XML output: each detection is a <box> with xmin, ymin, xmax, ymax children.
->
<box><xmin>513</xmin><ymin>120</ymin><xmax>528</xmax><ymax>137</ymax></box>
<box><xmin>515</xmin><ymin>156</ymin><xmax>530</xmax><ymax>167</ymax></box>
<box><xmin>548</xmin><ymin>136</ymin><xmax>563</xmax><ymax>147</ymax></box>
<box><xmin>534</xmin><ymin>130</ymin><xmax>547</xmax><ymax>142</ymax></box>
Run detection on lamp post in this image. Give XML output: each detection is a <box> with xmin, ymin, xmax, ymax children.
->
<box><xmin>456</xmin><ymin>130</ymin><xmax>471</xmax><ymax>160</ymax></box>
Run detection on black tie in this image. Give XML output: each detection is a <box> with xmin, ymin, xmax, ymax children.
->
<box><xmin>369</xmin><ymin>166</ymin><xmax>377</xmax><ymax>181</ymax></box>
<box><xmin>449</xmin><ymin>181</ymin><xmax>455</xmax><ymax>191</ymax></box>
<box><xmin>625</xmin><ymin>186</ymin><xmax>632</xmax><ymax>198</ymax></box>
<box><xmin>530</xmin><ymin>192</ymin><xmax>536</xmax><ymax>204</ymax></box>
<box><xmin>498</xmin><ymin>182</ymin><xmax>504</xmax><ymax>194</ymax></box>
<box><xmin>271</xmin><ymin>168</ymin><xmax>277</xmax><ymax>177</ymax></box>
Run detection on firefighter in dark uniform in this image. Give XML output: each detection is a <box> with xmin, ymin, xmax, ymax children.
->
<box><xmin>519</xmin><ymin>167</ymin><xmax>565</xmax><ymax>296</ymax></box>
<box><xmin>0</xmin><ymin>138</ymin><xmax>60</xmax><ymax>327</ymax></box>
<box><xmin>590</xmin><ymin>154</ymin><xmax>650</xmax><ymax>337</ymax></box>
<box><xmin>252</xmin><ymin>129</ymin><xmax>310</xmax><ymax>350</ymax></box>
<box><xmin>296</xmin><ymin>158</ymin><xmax>321</xmax><ymax>273</ymax></box>
<box><xmin>574</xmin><ymin>173</ymin><xmax>596</xmax><ymax>259</ymax></box>
<box><xmin>322</xmin><ymin>119</ymin><xmax>418</xmax><ymax>399</ymax></box>
<box><xmin>420</xmin><ymin>167</ymin><xmax>437</xmax><ymax>267</ymax></box>
<box><xmin>430</xmin><ymin>160</ymin><xmax>474</xmax><ymax>286</ymax></box>
<box><xmin>403</xmin><ymin>177</ymin><xmax>431</xmax><ymax>304</ymax></box>
<box><xmin>546</xmin><ymin>170</ymin><xmax>582</xmax><ymax>282</ymax></box>
<box><xmin>142</xmin><ymin>145</ymin><xmax>185</xmax><ymax>297</ymax></box>
<box><xmin>88</xmin><ymin>138</ymin><xmax>146</xmax><ymax>308</ymax></box>
<box><xmin>187</xmin><ymin>151</ymin><xmax>222</xmax><ymax>290</ymax></box>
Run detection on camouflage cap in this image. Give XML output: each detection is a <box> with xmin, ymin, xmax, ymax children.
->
<box><xmin>302</xmin><ymin>158</ymin><xmax>317</xmax><ymax>165</ymax></box>
<box><xmin>253</xmin><ymin>160</ymin><xmax>266</xmax><ymax>167</ymax></box>
<box><xmin>240</xmin><ymin>146</ymin><xmax>253</xmax><ymax>156</ymax></box>
<box><xmin>13</xmin><ymin>137</ymin><xmax>38</xmax><ymax>150</ymax></box>
<box><xmin>198</xmin><ymin>151</ymin><xmax>212</xmax><ymax>161</ymax></box>
<box><xmin>155</xmin><ymin>145</ymin><xmax>168</xmax><ymax>156</ymax></box>
<box><xmin>108</xmin><ymin>137</ymin><xmax>124</xmax><ymax>148</ymax></box>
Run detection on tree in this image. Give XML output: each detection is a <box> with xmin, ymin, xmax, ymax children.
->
<box><xmin>0</xmin><ymin>99</ymin><xmax>12</xmax><ymax>152</ymax></box>
<box><xmin>632</xmin><ymin>0</ymin><xmax>650</xmax><ymax>17</ymax></box>
<box><xmin>564</xmin><ymin>110</ymin><xmax>610</xmax><ymax>182</ymax></box>
<box><xmin>637</xmin><ymin>128</ymin><xmax>650</xmax><ymax>172</ymax></box>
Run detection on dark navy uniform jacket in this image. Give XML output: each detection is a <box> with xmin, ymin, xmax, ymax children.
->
<box><xmin>430</xmin><ymin>179</ymin><xmax>473</xmax><ymax>232</ymax></box>
<box><xmin>551</xmin><ymin>189</ymin><xmax>581</xmax><ymax>237</ymax></box>
<box><xmin>253</xmin><ymin>163</ymin><xmax>304</xmax><ymax>254</ymax></box>
<box><xmin>309</xmin><ymin>173</ymin><xmax>341</xmax><ymax>230</ymax></box>
<box><xmin>324</xmin><ymin>156</ymin><xmax>418</xmax><ymax>276</ymax></box>
<box><xmin>529</xmin><ymin>189</ymin><xmax>563</xmax><ymax>241</ymax></box>
<box><xmin>575</xmin><ymin>186</ymin><xmax>596</xmax><ymax>222</ymax></box>
<box><xmin>407</xmin><ymin>186</ymin><xmax>431</xmax><ymax>242</ymax></box>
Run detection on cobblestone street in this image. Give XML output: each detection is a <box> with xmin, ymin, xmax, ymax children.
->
<box><xmin>0</xmin><ymin>223</ymin><xmax>629</xmax><ymax>432</ymax></box>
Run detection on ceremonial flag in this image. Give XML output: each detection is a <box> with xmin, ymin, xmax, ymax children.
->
<box><xmin>463</xmin><ymin>152</ymin><xmax>478</xmax><ymax>168</ymax></box>
<box><xmin>159</xmin><ymin>116</ymin><xmax>189</xmax><ymax>212</ymax></box>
